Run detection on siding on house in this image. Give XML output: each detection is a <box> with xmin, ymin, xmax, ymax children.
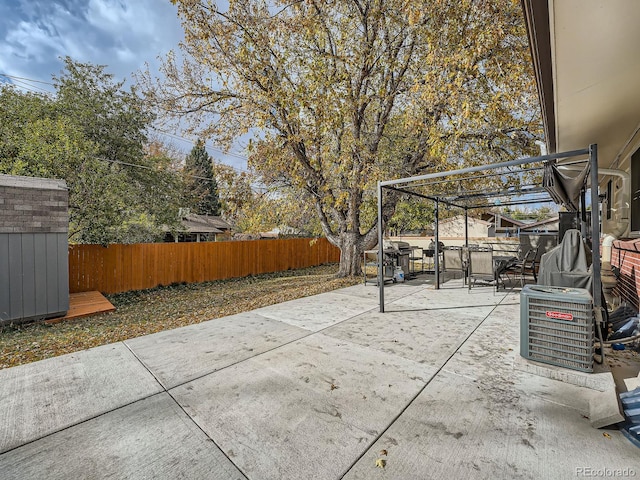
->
<box><xmin>437</xmin><ymin>215</ymin><xmax>491</xmax><ymax>238</ymax></box>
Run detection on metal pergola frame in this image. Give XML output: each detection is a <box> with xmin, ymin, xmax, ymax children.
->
<box><xmin>375</xmin><ymin>144</ymin><xmax>602</xmax><ymax>313</ymax></box>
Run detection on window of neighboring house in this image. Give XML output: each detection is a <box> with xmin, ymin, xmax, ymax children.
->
<box><xmin>632</xmin><ymin>149</ymin><xmax>640</xmax><ymax>234</ymax></box>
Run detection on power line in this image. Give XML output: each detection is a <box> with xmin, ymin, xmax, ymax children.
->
<box><xmin>152</xmin><ymin>129</ymin><xmax>249</xmax><ymax>175</ymax></box>
<box><xmin>0</xmin><ymin>73</ymin><xmax>54</xmax><ymax>85</ymax></box>
<box><xmin>0</xmin><ymin>74</ymin><xmax>55</xmax><ymax>95</ymax></box>
<box><xmin>101</xmin><ymin>157</ymin><xmax>212</xmax><ymax>182</ymax></box>
<box><xmin>0</xmin><ymin>74</ymin><xmax>249</xmax><ymax>164</ymax></box>
<box><xmin>151</xmin><ymin>127</ymin><xmax>250</xmax><ymax>170</ymax></box>
<box><xmin>0</xmin><ymin>77</ymin><xmax>52</xmax><ymax>95</ymax></box>
<box><xmin>97</xmin><ymin>156</ymin><xmax>267</xmax><ymax>194</ymax></box>
<box><xmin>0</xmin><ymin>73</ymin><xmax>259</xmax><ymax>185</ymax></box>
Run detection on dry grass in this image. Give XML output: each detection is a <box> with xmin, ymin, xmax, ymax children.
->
<box><xmin>0</xmin><ymin>264</ymin><xmax>360</xmax><ymax>370</ymax></box>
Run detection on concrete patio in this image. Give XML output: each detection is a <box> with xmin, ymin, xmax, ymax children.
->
<box><xmin>1</xmin><ymin>276</ymin><xmax>638</xmax><ymax>479</ymax></box>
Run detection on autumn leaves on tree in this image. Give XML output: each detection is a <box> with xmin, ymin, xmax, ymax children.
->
<box><xmin>144</xmin><ymin>0</ymin><xmax>542</xmax><ymax>275</ymax></box>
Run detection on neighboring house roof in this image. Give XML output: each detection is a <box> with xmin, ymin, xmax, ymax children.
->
<box><xmin>438</xmin><ymin>215</ymin><xmax>491</xmax><ymax>227</ymax></box>
<box><xmin>181</xmin><ymin>214</ymin><xmax>233</xmax><ymax>234</ymax></box>
<box><xmin>233</xmin><ymin>232</ymin><xmax>278</xmax><ymax>240</ymax></box>
<box><xmin>480</xmin><ymin>212</ymin><xmax>526</xmax><ymax>228</ymax></box>
<box><xmin>520</xmin><ymin>215</ymin><xmax>560</xmax><ymax>231</ymax></box>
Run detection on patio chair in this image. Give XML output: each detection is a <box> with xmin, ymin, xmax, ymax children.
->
<box><xmin>409</xmin><ymin>246</ymin><xmax>424</xmax><ymax>275</ymax></box>
<box><xmin>467</xmin><ymin>246</ymin><xmax>495</xmax><ymax>292</ymax></box>
<box><xmin>423</xmin><ymin>248</ymin><xmax>435</xmax><ymax>272</ymax></box>
<box><xmin>442</xmin><ymin>246</ymin><xmax>465</xmax><ymax>282</ymax></box>
<box><xmin>506</xmin><ymin>246</ymin><xmax>539</xmax><ymax>287</ymax></box>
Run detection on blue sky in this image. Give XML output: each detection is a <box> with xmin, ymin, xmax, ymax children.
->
<box><xmin>0</xmin><ymin>0</ymin><xmax>247</xmax><ymax>170</ymax></box>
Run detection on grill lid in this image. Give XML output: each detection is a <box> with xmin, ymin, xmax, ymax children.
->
<box><xmin>391</xmin><ymin>241</ymin><xmax>411</xmax><ymax>251</ymax></box>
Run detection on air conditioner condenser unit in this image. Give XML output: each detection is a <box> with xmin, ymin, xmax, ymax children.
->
<box><xmin>520</xmin><ymin>285</ymin><xmax>594</xmax><ymax>372</ymax></box>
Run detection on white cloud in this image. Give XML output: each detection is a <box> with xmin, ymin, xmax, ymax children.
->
<box><xmin>0</xmin><ymin>0</ymin><xmax>183</xmax><ymax>88</ymax></box>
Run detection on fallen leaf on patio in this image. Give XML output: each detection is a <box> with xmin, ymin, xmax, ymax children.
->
<box><xmin>379</xmin><ymin>449</ymin><xmax>388</xmax><ymax>456</ymax></box>
<box><xmin>330</xmin><ymin>383</ymin><xmax>338</xmax><ymax>391</ymax></box>
<box><xmin>375</xmin><ymin>458</ymin><xmax>386</xmax><ymax>469</ymax></box>
<box><xmin>602</xmin><ymin>433</ymin><xmax>611</xmax><ymax>439</ymax></box>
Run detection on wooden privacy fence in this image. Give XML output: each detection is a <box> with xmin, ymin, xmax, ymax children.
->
<box><xmin>68</xmin><ymin>238</ymin><xmax>340</xmax><ymax>294</ymax></box>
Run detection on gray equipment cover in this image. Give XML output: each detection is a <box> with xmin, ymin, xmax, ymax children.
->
<box><xmin>543</xmin><ymin>161</ymin><xmax>590</xmax><ymax>212</ymax></box>
<box><xmin>538</xmin><ymin>229</ymin><xmax>593</xmax><ymax>290</ymax></box>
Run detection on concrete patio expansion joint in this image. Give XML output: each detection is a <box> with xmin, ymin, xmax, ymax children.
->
<box><xmin>121</xmin><ymin>341</ymin><xmax>251</xmax><ymax>480</ymax></box>
<box><xmin>114</xmin><ymin>302</ymin><xmax>386</xmax><ymax>479</ymax></box>
<box><xmin>135</xmin><ymin>304</ymin><xmax>382</xmax><ymax>393</ymax></box>
<box><xmin>0</xmin><ymin>391</ymin><xmax>167</xmax><ymax>457</ymax></box>
<box><xmin>336</xmin><ymin>293</ymin><xmax>512</xmax><ymax>480</ymax></box>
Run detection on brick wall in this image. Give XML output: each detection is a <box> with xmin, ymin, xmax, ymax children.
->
<box><xmin>611</xmin><ymin>238</ymin><xmax>640</xmax><ymax>311</ymax></box>
<box><xmin>0</xmin><ymin>175</ymin><xmax>68</xmax><ymax>233</ymax></box>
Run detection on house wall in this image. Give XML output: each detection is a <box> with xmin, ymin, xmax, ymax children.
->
<box><xmin>389</xmin><ymin>236</ymin><xmax>519</xmax><ymax>253</ymax></box>
<box><xmin>523</xmin><ymin>220</ymin><xmax>559</xmax><ymax>232</ymax></box>
<box><xmin>611</xmin><ymin>239</ymin><xmax>640</xmax><ymax>311</ymax></box>
<box><xmin>0</xmin><ymin>178</ymin><xmax>68</xmax><ymax>233</ymax></box>
<box><xmin>0</xmin><ymin>175</ymin><xmax>69</xmax><ymax>324</ymax></box>
<box><xmin>611</xmin><ymin>239</ymin><xmax>640</xmax><ymax>309</ymax></box>
<box><xmin>438</xmin><ymin>217</ymin><xmax>489</xmax><ymax>238</ymax></box>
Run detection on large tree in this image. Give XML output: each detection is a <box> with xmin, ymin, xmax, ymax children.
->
<box><xmin>0</xmin><ymin>58</ymin><xmax>182</xmax><ymax>243</ymax></box>
<box><xmin>144</xmin><ymin>0</ymin><xmax>541</xmax><ymax>275</ymax></box>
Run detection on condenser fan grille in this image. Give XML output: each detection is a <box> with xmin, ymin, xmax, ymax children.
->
<box><xmin>521</xmin><ymin>286</ymin><xmax>594</xmax><ymax>372</ymax></box>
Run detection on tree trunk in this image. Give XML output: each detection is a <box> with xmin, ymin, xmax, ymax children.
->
<box><xmin>337</xmin><ymin>232</ymin><xmax>363</xmax><ymax>277</ymax></box>
<box><xmin>334</xmin><ymin>228</ymin><xmax>379</xmax><ymax>277</ymax></box>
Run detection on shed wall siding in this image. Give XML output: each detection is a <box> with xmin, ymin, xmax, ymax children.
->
<box><xmin>0</xmin><ymin>233</ymin><xmax>69</xmax><ymax>323</ymax></box>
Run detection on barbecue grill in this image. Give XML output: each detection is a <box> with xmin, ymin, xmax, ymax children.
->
<box><xmin>390</xmin><ymin>241</ymin><xmax>411</xmax><ymax>278</ymax></box>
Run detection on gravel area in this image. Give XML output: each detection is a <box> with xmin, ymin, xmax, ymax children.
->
<box><xmin>0</xmin><ymin>264</ymin><xmax>360</xmax><ymax>370</ymax></box>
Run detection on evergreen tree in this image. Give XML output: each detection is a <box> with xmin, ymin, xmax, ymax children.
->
<box><xmin>184</xmin><ymin>139</ymin><xmax>221</xmax><ymax>216</ymax></box>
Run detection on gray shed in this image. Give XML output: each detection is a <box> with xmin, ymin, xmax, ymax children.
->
<box><xmin>0</xmin><ymin>174</ymin><xmax>69</xmax><ymax>324</ymax></box>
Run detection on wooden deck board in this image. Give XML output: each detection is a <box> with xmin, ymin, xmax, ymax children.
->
<box><xmin>46</xmin><ymin>291</ymin><xmax>116</xmax><ymax>324</ymax></box>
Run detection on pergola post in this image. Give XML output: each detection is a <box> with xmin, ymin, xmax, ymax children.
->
<box><xmin>377</xmin><ymin>181</ymin><xmax>385</xmax><ymax>313</ymax></box>
<box><xmin>435</xmin><ymin>200</ymin><xmax>440</xmax><ymax>290</ymax></box>
<box><xmin>589</xmin><ymin>144</ymin><xmax>602</xmax><ymax>310</ymax></box>
<box><xmin>464</xmin><ymin>207</ymin><xmax>469</xmax><ymax>247</ymax></box>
